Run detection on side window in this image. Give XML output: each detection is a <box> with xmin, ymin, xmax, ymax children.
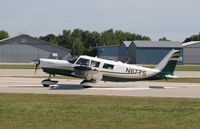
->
<box><xmin>103</xmin><ymin>63</ymin><xmax>114</xmax><ymax>70</ymax></box>
<box><xmin>76</xmin><ymin>58</ymin><xmax>89</xmax><ymax>66</ymax></box>
<box><xmin>90</xmin><ymin>60</ymin><xmax>100</xmax><ymax>68</ymax></box>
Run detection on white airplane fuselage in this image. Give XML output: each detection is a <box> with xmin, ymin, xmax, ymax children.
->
<box><xmin>39</xmin><ymin>49</ymin><xmax>180</xmax><ymax>82</ymax></box>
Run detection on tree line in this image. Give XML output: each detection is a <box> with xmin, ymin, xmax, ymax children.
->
<box><xmin>1</xmin><ymin>30</ymin><xmax>200</xmax><ymax>55</ymax></box>
<box><xmin>184</xmin><ymin>33</ymin><xmax>200</xmax><ymax>42</ymax></box>
<box><xmin>39</xmin><ymin>29</ymin><xmax>151</xmax><ymax>55</ymax></box>
<box><xmin>0</xmin><ymin>30</ymin><xmax>9</xmax><ymax>40</ymax></box>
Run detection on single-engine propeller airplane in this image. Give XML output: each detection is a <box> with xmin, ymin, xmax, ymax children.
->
<box><xmin>33</xmin><ymin>49</ymin><xmax>181</xmax><ymax>87</ymax></box>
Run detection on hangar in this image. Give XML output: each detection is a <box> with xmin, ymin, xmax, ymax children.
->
<box><xmin>182</xmin><ymin>41</ymin><xmax>200</xmax><ymax>64</ymax></box>
<box><xmin>0</xmin><ymin>34</ymin><xmax>71</xmax><ymax>63</ymax></box>
<box><xmin>96</xmin><ymin>45</ymin><xmax>119</xmax><ymax>60</ymax></box>
<box><xmin>97</xmin><ymin>40</ymin><xmax>200</xmax><ymax>64</ymax></box>
<box><xmin>119</xmin><ymin>41</ymin><xmax>183</xmax><ymax>64</ymax></box>
<box><xmin>97</xmin><ymin>41</ymin><xmax>183</xmax><ymax>64</ymax></box>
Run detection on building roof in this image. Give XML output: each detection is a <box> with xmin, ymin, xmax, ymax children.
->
<box><xmin>182</xmin><ymin>41</ymin><xmax>200</xmax><ymax>47</ymax></box>
<box><xmin>122</xmin><ymin>41</ymin><xmax>132</xmax><ymax>48</ymax></box>
<box><xmin>0</xmin><ymin>35</ymin><xmax>18</xmax><ymax>42</ymax></box>
<box><xmin>132</xmin><ymin>41</ymin><xmax>183</xmax><ymax>48</ymax></box>
<box><xmin>96</xmin><ymin>45</ymin><xmax>119</xmax><ymax>48</ymax></box>
<box><xmin>0</xmin><ymin>34</ymin><xmax>71</xmax><ymax>52</ymax></box>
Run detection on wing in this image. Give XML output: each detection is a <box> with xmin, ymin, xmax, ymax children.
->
<box><xmin>71</xmin><ymin>66</ymin><xmax>102</xmax><ymax>81</ymax></box>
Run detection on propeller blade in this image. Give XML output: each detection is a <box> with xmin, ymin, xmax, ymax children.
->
<box><xmin>31</xmin><ymin>59</ymin><xmax>40</xmax><ymax>75</ymax></box>
<box><xmin>35</xmin><ymin>63</ymin><xmax>39</xmax><ymax>74</ymax></box>
<box><xmin>32</xmin><ymin>55</ymin><xmax>40</xmax><ymax>75</ymax></box>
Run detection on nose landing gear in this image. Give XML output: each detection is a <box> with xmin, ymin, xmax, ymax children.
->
<box><xmin>80</xmin><ymin>79</ymin><xmax>97</xmax><ymax>88</ymax></box>
<box><xmin>41</xmin><ymin>79</ymin><xmax>58</xmax><ymax>87</ymax></box>
<box><xmin>41</xmin><ymin>74</ymin><xmax>58</xmax><ymax>87</ymax></box>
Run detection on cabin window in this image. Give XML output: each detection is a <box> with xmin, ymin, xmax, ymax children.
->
<box><xmin>103</xmin><ymin>63</ymin><xmax>114</xmax><ymax>70</ymax></box>
<box><xmin>90</xmin><ymin>60</ymin><xmax>100</xmax><ymax>68</ymax></box>
<box><xmin>76</xmin><ymin>58</ymin><xmax>89</xmax><ymax>66</ymax></box>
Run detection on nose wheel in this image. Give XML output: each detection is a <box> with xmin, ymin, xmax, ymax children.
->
<box><xmin>41</xmin><ymin>79</ymin><xmax>58</xmax><ymax>87</ymax></box>
<box><xmin>41</xmin><ymin>74</ymin><xmax>58</xmax><ymax>87</ymax></box>
<box><xmin>80</xmin><ymin>79</ymin><xmax>97</xmax><ymax>88</ymax></box>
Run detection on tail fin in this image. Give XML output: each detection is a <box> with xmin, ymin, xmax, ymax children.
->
<box><xmin>155</xmin><ymin>49</ymin><xmax>181</xmax><ymax>77</ymax></box>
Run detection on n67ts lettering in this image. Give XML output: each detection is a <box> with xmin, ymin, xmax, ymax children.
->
<box><xmin>126</xmin><ymin>68</ymin><xmax>147</xmax><ymax>76</ymax></box>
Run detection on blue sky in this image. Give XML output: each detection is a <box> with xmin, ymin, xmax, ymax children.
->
<box><xmin>0</xmin><ymin>0</ymin><xmax>200</xmax><ymax>41</ymax></box>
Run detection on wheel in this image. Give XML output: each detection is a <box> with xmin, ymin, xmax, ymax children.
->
<box><xmin>41</xmin><ymin>79</ymin><xmax>58</xmax><ymax>87</ymax></box>
<box><xmin>80</xmin><ymin>80</ymin><xmax>89</xmax><ymax>84</ymax></box>
<box><xmin>91</xmin><ymin>79</ymin><xmax>96</xmax><ymax>83</ymax></box>
<box><xmin>80</xmin><ymin>79</ymin><xmax>97</xmax><ymax>88</ymax></box>
<box><xmin>83</xmin><ymin>85</ymin><xmax>92</xmax><ymax>88</ymax></box>
<box><xmin>80</xmin><ymin>79</ymin><xmax>96</xmax><ymax>84</ymax></box>
<box><xmin>43</xmin><ymin>84</ymin><xmax>49</xmax><ymax>87</ymax></box>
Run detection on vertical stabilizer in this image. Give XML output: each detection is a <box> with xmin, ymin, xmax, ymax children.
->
<box><xmin>155</xmin><ymin>49</ymin><xmax>180</xmax><ymax>76</ymax></box>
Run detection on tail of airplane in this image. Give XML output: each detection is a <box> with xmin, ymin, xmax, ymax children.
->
<box><xmin>154</xmin><ymin>49</ymin><xmax>181</xmax><ymax>79</ymax></box>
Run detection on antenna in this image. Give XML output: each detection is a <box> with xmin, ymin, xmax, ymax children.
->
<box><xmin>125</xmin><ymin>58</ymin><xmax>131</xmax><ymax>64</ymax></box>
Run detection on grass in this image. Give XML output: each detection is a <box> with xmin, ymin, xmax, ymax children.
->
<box><xmin>175</xmin><ymin>65</ymin><xmax>200</xmax><ymax>71</ymax></box>
<box><xmin>0</xmin><ymin>64</ymin><xmax>35</xmax><ymax>69</ymax></box>
<box><xmin>0</xmin><ymin>94</ymin><xmax>200</xmax><ymax>129</ymax></box>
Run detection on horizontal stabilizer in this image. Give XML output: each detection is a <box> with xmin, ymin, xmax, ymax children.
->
<box><xmin>164</xmin><ymin>74</ymin><xmax>178</xmax><ymax>79</ymax></box>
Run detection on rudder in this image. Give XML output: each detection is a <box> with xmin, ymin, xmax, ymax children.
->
<box><xmin>154</xmin><ymin>49</ymin><xmax>181</xmax><ymax>78</ymax></box>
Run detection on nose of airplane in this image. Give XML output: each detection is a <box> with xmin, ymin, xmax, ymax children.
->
<box><xmin>39</xmin><ymin>58</ymin><xmax>72</xmax><ymax>68</ymax></box>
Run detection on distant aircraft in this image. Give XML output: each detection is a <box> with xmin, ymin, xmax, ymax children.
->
<box><xmin>33</xmin><ymin>49</ymin><xmax>180</xmax><ymax>87</ymax></box>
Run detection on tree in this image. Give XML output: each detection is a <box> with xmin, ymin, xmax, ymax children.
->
<box><xmin>37</xmin><ymin>28</ymin><xmax>151</xmax><ymax>55</ymax></box>
<box><xmin>0</xmin><ymin>30</ymin><xmax>9</xmax><ymax>40</ymax></box>
<box><xmin>57</xmin><ymin>30</ymin><xmax>73</xmax><ymax>49</ymax></box>
<box><xmin>159</xmin><ymin>37</ymin><xmax>170</xmax><ymax>41</ymax></box>
<box><xmin>101</xmin><ymin>29</ymin><xmax>119</xmax><ymax>45</ymax></box>
<box><xmin>73</xmin><ymin>38</ymin><xmax>85</xmax><ymax>55</ymax></box>
<box><xmin>81</xmin><ymin>31</ymin><xmax>101</xmax><ymax>48</ymax></box>
<box><xmin>39</xmin><ymin>34</ymin><xmax>57</xmax><ymax>44</ymax></box>
<box><xmin>184</xmin><ymin>33</ymin><xmax>200</xmax><ymax>42</ymax></box>
<box><xmin>72</xmin><ymin>29</ymin><xmax>84</xmax><ymax>38</ymax></box>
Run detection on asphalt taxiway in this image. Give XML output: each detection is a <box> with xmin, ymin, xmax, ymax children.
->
<box><xmin>0</xmin><ymin>69</ymin><xmax>200</xmax><ymax>77</ymax></box>
<box><xmin>0</xmin><ymin>76</ymin><xmax>200</xmax><ymax>98</ymax></box>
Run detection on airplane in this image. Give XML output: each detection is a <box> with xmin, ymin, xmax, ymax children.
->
<box><xmin>33</xmin><ymin>49</ymin><xmax>181</xmax><ymax>87</ymax></box>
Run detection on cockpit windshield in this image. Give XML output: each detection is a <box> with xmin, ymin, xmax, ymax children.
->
<box><xmin>67</xmin><ymin>57</ymin><xmax>78</xmax><ymax>64</ymax></box>
<box><xmin>76</xmin><ymin>58</ymin><xmax>90</xmax><ymax>66</ymax></box>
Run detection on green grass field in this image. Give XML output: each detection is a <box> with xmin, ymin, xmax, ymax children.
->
<box><xmin>175</xmin><ymin>65</ymin><xmax>200</xmax><ymax>71</ymax></box>
<box><xmin>0</xmin><ymin>64</ymin><xmax>35</xmax><ymax>69</ymax></box>
<box><xmin>0</xmin><ymin>93</ymin><xmax>200</xmax><ymax>129</ymax></box>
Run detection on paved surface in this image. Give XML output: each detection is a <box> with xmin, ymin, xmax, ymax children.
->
<box><xmin>0</xmin><ymin>77</ymin><xmax>200</xmax><ymax>98</ymax></box>
<box><xmin>0</xmin><ymin>69</ymin><xmax>200</xmax><ymax>78</ymax></box>
<box><xmin>0</xmin><ymin>69</ymin><xmax>199</xmax><ymax>98</ymax></box>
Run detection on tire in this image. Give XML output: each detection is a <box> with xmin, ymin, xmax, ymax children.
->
<box><xmin>43</xmin><ymin>84</ymin><xmax>49</xmax><ymax>87</ymax></box>
<box><xmin>83</xmin><ymin>85</ymin><xmax>92</xmax><ymax>88</ymax></box>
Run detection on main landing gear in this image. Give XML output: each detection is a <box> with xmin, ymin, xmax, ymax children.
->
<box><xmin>80</xmin><ymin>79</ymin><xmax>97</xmax><ymax>88</ymax></box>
<box><xmin>41</xmin><ymin>74</ymin><xmax>97</xmax><ymax>88</ymax></box>
<box><xmin>41</xmin><ymin>74</ymin><xmax>58</xmax><ymax>87</ymax></box>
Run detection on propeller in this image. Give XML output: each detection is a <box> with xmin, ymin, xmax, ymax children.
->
<box><xmin>35</xmin><ymin>62</ymin><xmax>40</xmax><ymax>74</ymax></box>
<box><xmin>31</xmin><ymin>57</ymin><xmax>40</xmax><ymax>74</ymax></box>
